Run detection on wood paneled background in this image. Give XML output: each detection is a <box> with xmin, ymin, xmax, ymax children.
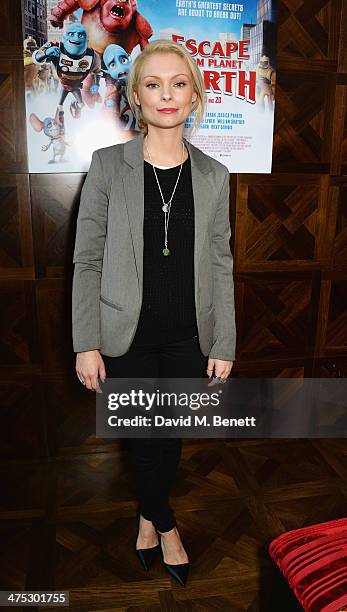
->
<box><xmin>0</xmin><ymin>3</ymin><xmax>346</xmax><ymax>609</ymax></box>
<box><xmin>0</xmin><ymin>0</ymin><xmax>346</xmax><ymax>461</ymax></box>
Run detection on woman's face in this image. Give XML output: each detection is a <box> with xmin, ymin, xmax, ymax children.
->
<box><xmin>133</xmin><ymin>52</ymin><xmax>198</xmax><ymax>131</ymax></box>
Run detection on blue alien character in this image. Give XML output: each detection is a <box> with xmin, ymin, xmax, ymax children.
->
<box><xmin>102</xmin><ymin>44</ymin><xmax>135</xmax><ymax>128</ymax></box>
<box><xmin>33</xmin><ymin>23</ymin><xmax>102</xmax><ymax>120</ymax></box>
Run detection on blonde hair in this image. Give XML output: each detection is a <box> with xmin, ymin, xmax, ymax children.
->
<box><xmin>126</xmin><ymin>39</ymin><xmax>206</xmax><ymax>138</ymax></box>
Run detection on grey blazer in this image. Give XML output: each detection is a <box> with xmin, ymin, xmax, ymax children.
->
<box><xmin>72</xmin><ymin>132</ymin><xmax>236</xmax><ymax>360</ymax></box>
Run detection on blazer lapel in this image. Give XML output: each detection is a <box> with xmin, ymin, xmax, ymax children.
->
<box><xmin>122</xmin><ymin>132</ymin><xmax>214</xmax><ymax>301</ymax></box>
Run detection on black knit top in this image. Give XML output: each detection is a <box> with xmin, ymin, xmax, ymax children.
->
<box><xmin>131</xmin><ymin>153</ymin><xmax>198</xmax><ymax>346</ymax></box>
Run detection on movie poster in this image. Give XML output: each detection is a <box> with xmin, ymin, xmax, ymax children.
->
<box><xmin>22</xmin><ymin>1</ymin><xmax>278</xmax><ymax>173</ymax></box>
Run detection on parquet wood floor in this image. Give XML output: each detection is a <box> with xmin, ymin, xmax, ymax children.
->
<box><xmin>1</xmin><ymin>439</ymin><xmax>346</xmax><ymax>611</ymax></box>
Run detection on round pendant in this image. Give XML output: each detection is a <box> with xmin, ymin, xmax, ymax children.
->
<box><xmin>162</xmin><ymin>204</ymin><xmax>169</xmax><ymax>213</ymax></box>
<box><xmin>163</xmin><ymin>247</ymin><xmax>171</xmax><ymax>256</ymax></box>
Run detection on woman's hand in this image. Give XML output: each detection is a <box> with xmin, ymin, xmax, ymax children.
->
<box><xmin>206</xmin><ymin>358</ymin><xmax>234</xmax><ymax>384</ymax></box>
<box><xmin>76</xmin><ymin>350</ymin><xmax>106</xmax><ymax>392</ymax></box>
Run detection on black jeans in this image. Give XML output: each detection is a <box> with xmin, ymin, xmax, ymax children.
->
<box><xmin>101</xmin><ymin>334</ymin><xmax>208</xmax><ymax>532</ymax></box>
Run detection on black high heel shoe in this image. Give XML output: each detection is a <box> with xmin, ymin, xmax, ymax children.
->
<box><xmin>158</xmin><ymin>532</ymin><xmax>190</xmax><ymax>586</ymax></box>
<box><xmin>135</xmin><ymin>511</ymin><xmax>161</xmax><ymax>571</ymax></box>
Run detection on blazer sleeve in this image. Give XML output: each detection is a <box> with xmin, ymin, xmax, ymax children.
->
<box><xmin>209</xmin><ymin>168</ymin><xmax>237</xmax><ymax>361</ymax></box>
<box><xmin>72</xmin><ymin>150</ymin><xmax>108</xmax><ymax>353</ymax></box>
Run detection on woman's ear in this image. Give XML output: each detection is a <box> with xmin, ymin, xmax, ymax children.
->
<box><xmin>133</xmin><ymin>90</ymin><xmax>140</xmax><ymax>106</ymax></box>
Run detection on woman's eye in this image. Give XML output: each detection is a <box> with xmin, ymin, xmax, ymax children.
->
<box><xmin>146</xmin><ymin>82</ymin><xmax>186</xmax><ymax>87</ymax></box>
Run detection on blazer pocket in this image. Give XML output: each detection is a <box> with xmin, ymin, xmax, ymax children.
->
<box><xmin>100</xmin><ymin>295</ymin><xmax>124</xmax><ymax>311</ymax></box>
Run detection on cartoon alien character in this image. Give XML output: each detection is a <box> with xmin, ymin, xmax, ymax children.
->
<box><xmin>102</xmin><ymin>44</ymin><xmax>134</xmax><ymax>126</ymax></box>
<box><xmin>255</xmin><ymin>55</ymin><xmax>276</xmax><ymax>111</ymax></box>
<box><xmin>32</xmin><ymin>23</ymin><xmax>102</xmax><ymax>120</ymax></box>
<box><xmin>49</xmin><ymin>0</ymin><xmax>153</xmax><ymax>57</ymax></box>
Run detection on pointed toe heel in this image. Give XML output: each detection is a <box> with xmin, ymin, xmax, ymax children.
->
<box><xmin>158</xmin><ymin>531</ymin><xmax>190</xmax><ymax>586</ymax></box>
<box><xmin>136</xmin><ymin>544</ymin><xmax>161</xmax><ymax>571</ymax></box>
<box><xmin>164</xmin><ymin>561</ymin><xmax>190</xmax><ymax>586</ymax></box>
<box><xmin>135</xmin><ymin>510</ymin><xmax>160</xmax><ymax>570</ymax></box>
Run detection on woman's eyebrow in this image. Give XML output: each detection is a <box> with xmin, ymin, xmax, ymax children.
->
<box><xmin>143</xmin><ymin>73</ymin><xmax>189</xmax><ymax>79</ymax></box>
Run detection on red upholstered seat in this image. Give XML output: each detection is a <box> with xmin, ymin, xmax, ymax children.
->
<box><xmin>269</xmin><ymin>518</ymin><xmax>347</xmax><ymax>612</ymax></box>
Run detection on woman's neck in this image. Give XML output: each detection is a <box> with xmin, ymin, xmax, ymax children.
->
<box><xmin>143</xmin><ymin>128</ymin><xmax>188</xmax><ymax>166</ymax></box>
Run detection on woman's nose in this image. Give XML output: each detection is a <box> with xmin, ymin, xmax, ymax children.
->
<box><xmin>161</xmin><ymin>88</ymin><xmax>172</xmax><ymax>100</ymax></box>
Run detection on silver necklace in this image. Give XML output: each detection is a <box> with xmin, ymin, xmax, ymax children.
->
<box><xmin>145</xmin><ymin>135</ymin><xmax>185</xmax><ymax>256</ymax></box>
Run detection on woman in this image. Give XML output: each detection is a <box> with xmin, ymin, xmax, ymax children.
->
<box><xmin>72</xmin><ymin>39</ymin><xmax>236</xmax><ymax>587</ymax></box>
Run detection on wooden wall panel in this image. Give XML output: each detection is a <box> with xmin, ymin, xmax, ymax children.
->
<box><xmin>332</xmin><ymin>183</ymin><xmax>347</xmax><ymax>266</ymax></box>
<box><xmin>0</xmin><ymin>60</ymin><xmax>28</xmax><ymax>173</ymax></box>
<box><xmin>0</xmin><ymin>0</ymin><xmax>345</xmax><ymax>458</ymax></box>
<box><xmin>0</xmin><ymin>374</ymin><xmax>46</xmax><ymax>459</ymax></box>
<box><xmin>41</xmin><ymin>374</ymin><xmax>97</xmax><ymax>457</ymax></box>
<box><xmin>325</xmin><ymin>278</ymin><xmax>347</xmax><ymax>353</ymax></box>
<box><xmin>0</xmin><ymin>1</ymin><xmax>23</xmax><ymax>48</ymax></box>
<box><xmin>237</xmin><ymin>276</ymin><xmax>317</xmax><ymax>360</ymax></box>
<box><xmin>236</xmin><ymin>174</ymin><xmax>324</xmax><ymax>269</ymax></box>
<box><xmin>0</xmin><ymin>173</ymin><xmax>33</xmax><ymax>277</ymax></box>
<box><xmin>30</xmin><ymin>174</ymin><xmax>83</xmax><ymax>278</ymax></box>
<box><xmin>36</xmin><ymin>280</ymin><xmax>73</xmax><ymax>371</ymax></box>
<box><xmin>0</xmin><ymin>281</ymin><xmax>40</xmax><ymax>366</ymax></box>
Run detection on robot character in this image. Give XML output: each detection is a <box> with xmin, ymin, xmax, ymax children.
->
<box><xmin>32</xmin><ymin>23</ymin><xmax>102</xmax><ymax>120</ymax></box>
<box><xmin>102</xmin><ymin>44</ymin><xmax>134</xmax><ymax>127</ymax></box>
<box><xmin>49</xmin><ymin>0</ymin><xmax>153</xmax><ymax>57</ymax></box>
<box><xmin>24</xmin><ymin>35</ymin><xmax>38</xmax><ymax>56</ymax></box>
<box><xmin>29</xmin><ymin>111</ymin><xmax>69</xmax><ymax>164</ymax></box>
<box><xmin>24</xmin><ymin>36</ymin><xmax>40</xmax><ymax>99</ymax></box>
<box><xmin>255</xmin><ymin>55</ymin><xmax>276</xmax><ymax>111</ymax></box>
